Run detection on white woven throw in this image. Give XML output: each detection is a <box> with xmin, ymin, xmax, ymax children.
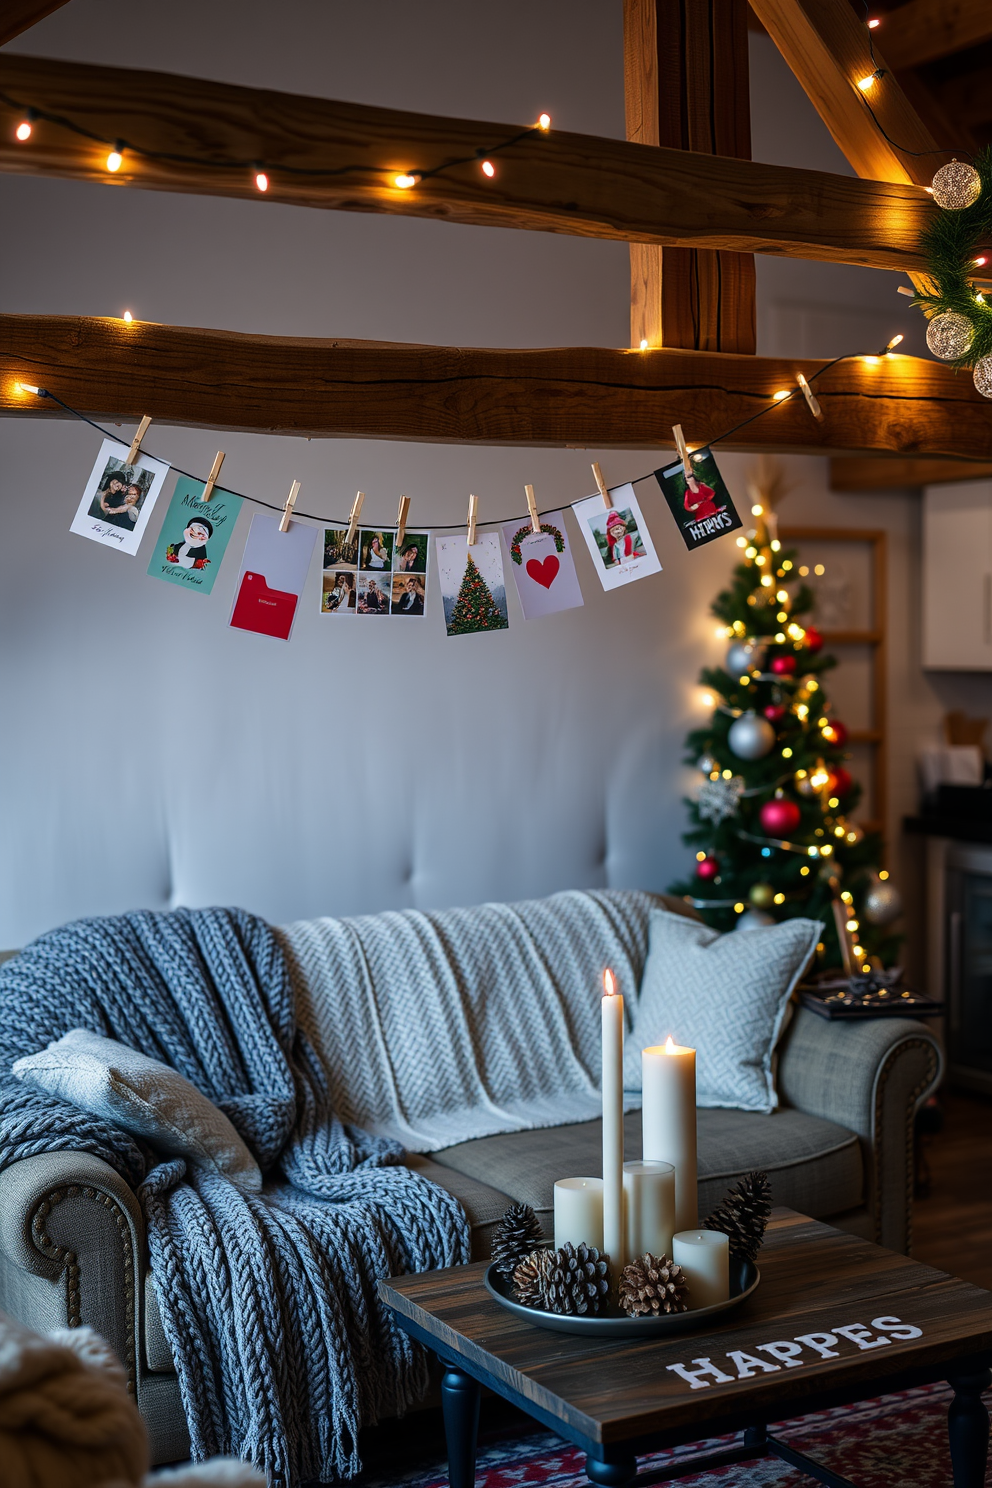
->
<box><xmin>279</xmin><ymin>888</ymin><xmax>664</xmax><ymax>1152</ymax></box>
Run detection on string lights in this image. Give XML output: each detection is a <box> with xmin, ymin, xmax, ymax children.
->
<box><xmin>105</xmin><ymin>144</ymin><xmax>123</xmax><ymax>173</ymax></box>
<box><xmin>15</xmin><ymin>117</ymin><xmax>32</xmax><ymax>141</ymax></box>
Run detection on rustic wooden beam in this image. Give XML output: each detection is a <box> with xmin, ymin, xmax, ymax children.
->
<box><xmin>877</xmin><ymin>0</ymin><xmax>992</xmax><ymax>71</ymax></box>
<box><xmin>830</xmin><ymin>455</ymin><xmax>992</xmax><ymax>489</ymax></box>
<box><xmin>3</xmin><ymin>314</ymin><xmax>991</xmax><ymax>459</ymax></box>
<box><xmin>0</xmin><ymin>1</ymin><xmax>71</xmax><ymax>47</ymax></box>
<box><xmin>624</xmin><ymin>0</ymin><xmax>756</xmax><ymax>355</ymax></box>
<box><xmin>0</xmin><ymin>52</ymin><xmax>939</xmax><ymax>273</ymax></box>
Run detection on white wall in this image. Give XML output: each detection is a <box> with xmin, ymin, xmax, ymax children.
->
<box><xmin>1</xmin><ymin>3</ymin><xmax>984</xmax><ymax>981</ymax></box>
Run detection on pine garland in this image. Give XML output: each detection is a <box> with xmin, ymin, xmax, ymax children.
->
<box><xmin>914</xmin><ymin>147</ymin><xmax>992</xmax><ymax>370</ymax></box>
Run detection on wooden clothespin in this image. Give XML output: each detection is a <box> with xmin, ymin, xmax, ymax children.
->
<box><xmin>396</xmin><ymin>494</ymin><xmax>410</xmax><ymax>550</ymax></box>
<box><xmin>795</xmin><ymin>373</ymin><xmax>823</xmax><ymax>422</ymax></box>
<box><xmin>279</xmin><ymin>479</ymin><xmax>300</xmax><ymax>532</ymax></box>
<box><xmin>466</xmin><ymin>493</ymin><xmax>478</xmax><ymax>547</ymax></box>
<box><xmin>201</xmin><ymin>451</ymin><xmax>226</xmax><ymax>502</ymax></box>
<box><xmin>345</xmin><ymin>491</ymin><xmax>365</xmax><ymax>547</ymax></box>
<box><xmin>672</xmin><ymin>424</ymin><xmax>693</xmax><ymax>481</ymax></box>
<box><xmin>125</xmin><ymin>415</ymin><xmax>152</xmax><ymax>467</ymax></box>
<box><xmin>897</xmin><ymin>285</ymin><xmax>915</xmax><ymax>297</ymax></box>
<box><xmin>524</xmin><ymin>483</ymin><xmax>541</xmax><ymax>534</ymax></box>
<box><xmin>591</xmin><ymin>461</ymin><xmax>613</xmax><ymax>510</ymax></box>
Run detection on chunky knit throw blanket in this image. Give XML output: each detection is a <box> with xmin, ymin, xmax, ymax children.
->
<box><xmin>0</xmin><ymin>908</ymin><xmax>470</xmax><ymax>1486</ymax></box>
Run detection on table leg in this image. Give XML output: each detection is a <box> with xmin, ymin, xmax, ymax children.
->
<box><xmin>948</xmin><ymin>1368</ymin><xmax>992</xmax><ymax>1488</ymax></box>
<box><xmin>585</xmin><ymin>1453</ymin><xmax>638</xmax><ymax>1487</ymax></box>
<box><xmin>441</xmin><ymin>1367</ymin><xmax>481</xmax><ymax>1488</ymax></box>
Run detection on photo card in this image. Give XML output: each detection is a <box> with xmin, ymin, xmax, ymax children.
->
<box><xmin>571</xmin><ymin>482</ymin><xmax>662</xmax><ymax>592</ymax></box>
<box><xmin>321</xmin><ymin>570</ymin><xmax>357</xmax><ymax>614</ymax></box>
<box><xmin>229</xmin><ymin>512</ymin><xmax>318</xmax><ymax>641</ymax></box>
<box><xmin>70</xmin><ymin>437</ymin><xmax>170</xmax><ymax>556</ymax></box>
<box><xmin>323</xmin><ymin>527</ymin><xmax>358</xmax><ymax>571</ymax></box>
<box><xmin>359</xmin><ymin>529</ymin><xmax>394</xmax><ymax>572</ymax></box>
<box><xmin>147</xmin><ymin>476</ymin><xmax>243</xmax><ymax>594</ymax></box>
<box><xmin>356</xmin><ymin>571</ymin><xmax>391</xmax><ymax>614</ymax></box>
<box><xmin>654</xmin><ymin>447</ymin><xmax>742</xmax><ymax>550</ymax></box>
<box><xmin>392</xmin><ymin>531</ymin><xmax>429</xmax><ymax>575</ymax></box>
<box><xmin>391</xmin><ymin>570</ymin><xmax>426</xmax><ymax>616</ymax></box>
<box><xmin>501</xmin><ymin>509</ymin><xmax>584</xmax><ymax>620</ymax></box>
<box><xmin>436</xmin><ymin>533</ymin><xmax>509</xmax><ymax>638</ymax></box>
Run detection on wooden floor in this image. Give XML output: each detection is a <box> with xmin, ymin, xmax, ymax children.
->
<box><xmin>913</xmin><ymin>1090</ymin><xmax>992</xmax><ymax>1291</ymax></box>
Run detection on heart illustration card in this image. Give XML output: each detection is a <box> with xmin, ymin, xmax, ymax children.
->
<box><xmin>229</xmin><ymin>512</ymin><xmax>317</xmax><ymax>642</ymax></box>
<box><xmin>147</xmin><ymin>476</ymin><xmax>243</xmax><ymax>594</ymax></box>
<box><xmin>571</xmin><ymin>482</ymin><xmax>662</xmax><ymax>592</ymax></box>
<box><xmin>501</xmin><ymin>509</ymin><xmax>584</xmax><ymax>619</ymax></box>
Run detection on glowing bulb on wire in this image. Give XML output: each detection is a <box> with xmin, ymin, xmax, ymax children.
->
<box><xmin>254</xmin><ymin>171</ymin><xmax>269</xmax><ymax>192</ymax></box>
<box><xmin>867</xmin><ymin>16</ymin><xmax>880</xmax><ymax>26</ymax></box>
<box><xmin>393</xmin><ymin>173</ymin><xmax>418</xmax><ymax>189</ymax></box>
<box><xmin>481</xmin><ymin>159</ymin><xmax>495</xmax><ymax>178</ymax></box>
<box><xmin>18</xmin><ymin>383</ymin><xmax>40</xmax><ymax>394</ymax></box>
<box><xmin>122</xmin><ymin>310</ymin><xmax>133</xmax><ymax>323</ymax></box>
<box><xmin>15</xmin><ymin>120</ymin><xmax>32</xmax><ymax>141</ymax></box>
<box><xmin>857</xmin><ymin>70</ymin><xmax>881</xmax><ymax>91</ymax></box>
<box><xmin>885</xmin><ymin>334</ymin><xmax>904</xmax><ymax>351</ymax></box>
<box><xmin>773</xmin><ymin>389</ymin><xmax>790</xmax><ymax>401</ymax></box>
<box><xmin>106</xmin><ymin>148</ymin><xmax>123</xmax><ymax>173</ymax></box>
<box><xmin>538</xmin><ymin>113</ymin><xmax>551</xmax><ymax>130</ymax></box>
<box><xmin>639</xmin><ymin>338</ymin><xmax>648</xmax><ymax>350</ymax></box>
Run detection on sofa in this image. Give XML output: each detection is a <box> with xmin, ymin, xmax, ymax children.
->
<box><xmin>0</xmin><ymin>890</ymin><xmax>941</xmax><ymax>1467</ymax></box>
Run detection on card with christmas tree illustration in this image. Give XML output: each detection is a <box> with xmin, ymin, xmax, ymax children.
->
<box><xmin>501</xmin><ymin>509</ymin><xmax>584</xmax><ymax>619</ymax></box>
<box><xmin>654</xmin><ymin>447</ymin><xmax>742</xmax><ymax>550</ymax></box>
<box><xmin>147</xmin><ymin>476</ymin><xmax>243</xmax><ymax>594</ymax></box>
<box><xmin>436</xmin><ymin>533</ymin><xmax>509</xmax><ymax>638</ymax></box>
<box><xmin>571</xmin><ymin>482</ymin><xmax>662</xmax><ymax>592</ymax></box>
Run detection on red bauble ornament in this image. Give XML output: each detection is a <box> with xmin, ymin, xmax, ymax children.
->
<box><xmin>771</xmin><ymin>655</ymin><xmax>797</xmax><ymax>676</ymax></box>
<box><xmin>760</xmin><ymin>798</ymin><xmax>801</xmax><ymax>836</ymax></box>
<box><xmin>828</xmin><ymin>767</ymin><xmax>853</xmax><ymax>798</ymax></box>
<box><xmin>821</xmin><ymin>719</ymin><xmax>848</xmax><ymax>747</ymax></box>
<box><xmin>804</xmin><ymin>626</ymin><xmax>824</xmax><ymax>654</ymax></box>
<box><xmin>763</xmin><ymin>703</ymin><xmax>787</xmax><ymax>724</ymax></box>
<box><xmin>695</xmin><ymin>855</ymin><xmax>720</xmax><ymax>880</ymax></box>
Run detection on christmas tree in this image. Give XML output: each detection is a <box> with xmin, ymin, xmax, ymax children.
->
<box><xmin>449</xmin><ymin>553</ymin><xmax>508</xmax><ymax>635</ymax></box>
<box><xmin>668</xmin><ymin>494</ymin><xmax>901</xmax><ymax>971</ymax></box>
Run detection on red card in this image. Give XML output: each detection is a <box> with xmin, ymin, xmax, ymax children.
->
<box><xmin>230</xmin><ymin>571</ymin><xmax>299</xmax><ymax>640</ymax></box>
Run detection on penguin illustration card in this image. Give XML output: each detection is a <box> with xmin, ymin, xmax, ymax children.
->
<box><xmin>571</xmin><ymin>483</ymin><xmax>662</xmax><ymax>592</ymax></box>
<box><xmin>501</xmin><ymin>509</ymin><xmax>584</xmax><ymax>619</ymax></box>
<box><xmin>147</xmin><ymin>476</ymin><xmax>243</xmax><ymax>593</ymax></box>
<box><xmin>654</xmin><ymin>447</ymin><xmax>742</xmax><ymax>550</ymax></box>
<box><xmin>70</xmin><ymin>437</ymin><xmax>170</xmax><ymax>556</ymax></box>
<box><xmin>229</xmin><ymin>512</ymin><xmax>317</xmax><ymax>641</ymax></box>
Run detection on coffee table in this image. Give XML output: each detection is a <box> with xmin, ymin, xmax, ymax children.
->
<box><xmin>379</xmin><ymin>1210</ymin><xmax>992</xmax><ymax>1488</ymax></box>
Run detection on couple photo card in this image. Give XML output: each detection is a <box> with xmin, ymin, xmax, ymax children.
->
<box><xmin>71</xmin><ymin>437</ymin><xmax>171</xmax><ymax>557</ymax></box>
<box><xmin>147</xmin><ymin>476</ymin><xmax>244</xmax><ymax>593</ymax></box>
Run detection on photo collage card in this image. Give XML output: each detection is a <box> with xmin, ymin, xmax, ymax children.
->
<box><xmin>321</xmin><ymin>528</ymin><xmax>429</xmax><ymax>617</ymax></box>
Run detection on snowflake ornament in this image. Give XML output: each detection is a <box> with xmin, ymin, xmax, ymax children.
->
<box><xmin>697</xmin><ymin>775</ymin><xmax>745</xmax><ymax>824</ymax></box>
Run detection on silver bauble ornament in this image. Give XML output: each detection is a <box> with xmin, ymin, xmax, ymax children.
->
<box><xmin>973</xmin><ymin>356</ymin><xmax>992</xmax><ymax>399</ymax></box>
<box><xmin>926</xmin><ymin>311</ymin><xmax>974</xmax><ymax>362</ymax></box>
<box><xmin>726</xmin><ymin>641</ymin><xmax>766</xmax><ymax>676</ymax></box>
<box><xmin>697</xmin><ymin>752</ymin><xmax>718</xmax><ymax>775</ymax></box>
<box><xmin>931</xmin><ymin>159</ymin><xmax>981</xmax><ymax>210</ymax></box>
<box><xmin>728</xmin><ymin>711</ymin><xmax>775</xmax><ymax>760</ymax></box>
<box><xmin>735</xmin><ymin>907</ymin><xmax>774</xmax><ymax>932</ymax></box>
<box><xmin>863</xmin><ymin>876</ymin><xmax>902</xmax><ymax>926</ymax></box>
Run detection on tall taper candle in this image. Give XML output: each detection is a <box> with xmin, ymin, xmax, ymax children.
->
<box><xmin>642</xmin><ymin>1037</ymin><xmax>698</xmax><ymax>1232</ymax></box>
<box><xmin>601</xmin><ymin>969</ymin><xmax>625</xmax><ymax>1268</ymax></box>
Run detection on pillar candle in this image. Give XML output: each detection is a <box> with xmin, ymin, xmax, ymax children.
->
<box><xmin>601</xmin><ymin>969</ymin><xmax>624</xmax><ymax>1267</ymax></box>
<box><xmin>554</xmin><ymin>1177</ymin><xmax>604</xmax><ymax>1251</ymax></box>
<box><xmin>641</xmin><ymin>1037</ymin><xmax>698</xmax><ymax>1232</ymax></box>
<box><xmin>673</xmin><ymin>1229</ymin><xmax>729</xmax><ymax>1309</ymax></box>
<box><xmin>623</xmin><ymin>1160</ymin><xmax>675</xmax><ymax>1261</ymax></box>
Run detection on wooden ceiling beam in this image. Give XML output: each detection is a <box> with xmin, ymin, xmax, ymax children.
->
<box><xmin>875</xmin><ymin>0</ymin><xmax>992</xmax><ymax>72</ymax></box>
<box><xmin>0</xmin><ymin>1</ymin><xmax>71</xmax><ymax>47</ymax></box>
<box><xmin>831</xmin><ymin>455</ymin><xmax>992</xmax><ymax>489</ymax></box>
<box><xmin>0</xmin><ymin>53</ymin><xmax>938</xmax><ymax>274</ymax></box>
<box><xmin>3</xmin><ymin>314</ymin><xmax>990</xmax><ymax>459</ymax></box>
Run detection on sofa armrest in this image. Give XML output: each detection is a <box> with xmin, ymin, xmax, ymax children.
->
<box><xmin>777</xmin><ymin>1007</ymin><xmax>942</xmax><ymax>1255</ymax></box>
<box><xmin>0</xmin><ymin>1151</ymin><xmax>145</xmax><ymax>1394</ymax></box>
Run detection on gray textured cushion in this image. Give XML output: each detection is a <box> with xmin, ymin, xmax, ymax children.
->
<box><xmin>624</xmin><ymin>909</ymin><xmax>821</xmax><ymax>1112</ymax></box>
<box><xmin>432</xmin><ymin>1106</ymin><xmax>862</xmax><ymax>1226</ymax></box>
<box><xmin>12</xmin><ymin>1029</ymin><xmax>261</xmax><ymax>1192</ymax></box>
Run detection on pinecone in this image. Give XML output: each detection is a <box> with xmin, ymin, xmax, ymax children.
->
<box><xmin>618</xmin><ymin>1253</ymin><xmax>689</xmax><ymax>1316</ymax></box>
<box><xmin>702</xmin><ymin>1170</ymin><xmax>772</xmax><ymax>1263</ymax></box>
<box><xmin>511</xmin><ymin>1247</ymin><xmax>553</xmax><ymax>1308</ymax></box>
<box><xmin>542</xmin><ymin>1242</ymin><xmax>611</xmax><ymax>1316</ymax></box>
<box><xmin>491</xmin><ymin>1201</ymin><xmax>545</xmax><ymax>1280</ymax></box>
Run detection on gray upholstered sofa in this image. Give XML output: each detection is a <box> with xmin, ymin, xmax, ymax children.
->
<box><xmin>0</xmin><ymin>892</ymin><xmax>941</xmax><ymax>1466</ymax></box>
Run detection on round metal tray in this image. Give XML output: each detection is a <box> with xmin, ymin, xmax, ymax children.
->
<box><xmin>484</xmin><ymin>1255</ymin><xmax>759</xmax><ymax>1338</ymax></box>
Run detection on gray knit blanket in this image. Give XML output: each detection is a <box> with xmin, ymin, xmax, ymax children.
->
<box><xmin>280</xmin><ymin>888</ymin><xmax>663</xmax><ymax>1151</ymax></box>
<box><xmin>0</xmin><ymin>908</ymin><xmax>470</xmax><ymax>1486</ymax></box>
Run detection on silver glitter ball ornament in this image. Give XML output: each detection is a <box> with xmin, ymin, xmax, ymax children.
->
<box><xmin>926</xmin><ymin>311</ymin><xmax>974</xmax><ymax>361</ymax></box>
<box><xmin>931</xmin><ymin>160</ymin><xmax>981</xmax><ymax>210</ymax></box>
<box><xmin>697</xmin><ymin>752</ymin><xmax>717</xmax><ymax>775</ymax></box>
<box><xmin>728</xmin><ymin>711</ymin><xmax>776</xmax><ymax>760</ymax></box>
<box><xmin>863</xmin><ymin>876</ymin><xmax>902</xmax><ymax>926</ymax></box>
<box><xmin>726</xmin><ymin>641</ymin><xmax>766</xmax><ymax>676</ymax></box>
<box><xmin>973</xmin><ymin>356</ymin><xmax>992</xmax><ymax>399</ymax></box>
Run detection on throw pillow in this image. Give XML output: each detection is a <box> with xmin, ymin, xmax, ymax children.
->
<box><xmin>12</xmin><ymin>1028</ymin><xmax>262</xmax><ymax>1191</ymax></box>
<box><xmin>623</xmin><ymin>909</ymin><xmax>821</xmax><ymax>1113</ymax></box>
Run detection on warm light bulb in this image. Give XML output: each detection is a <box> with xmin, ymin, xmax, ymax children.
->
<box><xmin>773</xmin><ymin>893</ymin><xmax>785</xmax><ymax>905</ymax></box>
<box><xmin>15</xmin><ymin>120</ymin><xmax>32</xmax><ymax>142</ymax></box>
<box><xmin>701</xmin><ymin>691</ymin><xmax>715</xmax><ymax>707</ymax></box>
<box><xmin>751</xmin><ymin>504</ymin><xmax>764</xmax><ymax>516</ymax></box>
<box><xmin>857</xmin><ymin>72</ymin><xmax>878</xmax><ymax>91</ymax></box>
<box><xmin>868</xmin><ymin>16</ymin><xmax>880</xmax><ymax>26</ymax></box>
<box><xmin>885</xmin><ymin>334</ymin><xmax>904</xmax><ymax>351</ymax></box>
<box><xmin>481</xmin><ymin>159</ymin><xmax>495</xmax><ymax>177</ymax></box>
<box><xmin>734</xmin><ymin>902</ymin><xmax>745</xmax><ymax>913</ymax></box>
<box><xmin>393</xmin><ymin>173</ymin><xmax>418</xmax><ymax>189</ymax></box>
<box><xmin>639</xmin><ymin>338</ymin><xmax>649</xmax><ymax>350</ymax></box>
<box><xmin>255</xmin><ymin>171</ymin><xmax>269</xmax><ymax>192</ymax></box>
<box><xmin>782</xmin><ymin>747</ymin><xmax>793</xmax><ymax>759</ymax></box>
<box><xmin>771</xmin><ymin>539</ymin><xmax>781</xmax><ymax>552</ymax></box>
<box><xmin>696</xmin><ymin>851</ymin><xmax>706</xmax><ymax>862</ymax></box>
<box><xmin>18</xmin><ymin>382</ymin><xmax>41</xmax><ymax>394</ymax></box>
<box><xmin>538</xmin><ymin>112</ymin><xmax>551</xmax><ymax>130</ymax></box>
<box><xmin>736</xmin><ymin>536</ymin><xmax>747</xmax><ymax>548</ymax></box>
<box><xmin>106</xmin><ymin>149</ymin><xmax>123</xmax><ymax>173</ymax></box>
<box><xmin>603</xmin><ymin>967</ymin><xmax>616</xmax><ymax>997</ymax></box>
<box><xmin>975</xmin><ymin>257</ymin><xmax>987</xmax><ymax>268</ymax></box>
<box><xmin>122</xmin><ymin>310</ymin><xmax>133</xmax><ymax>323</ymax></box>
<box><xmin>772</xmin><ymin>390</ymin><xmax>790</xmax><ymax>401</ymax></box>
<box><xmin>879</xmin><ymin>869</ymin><xmax>889</xmax><ymax>881</ymax></box>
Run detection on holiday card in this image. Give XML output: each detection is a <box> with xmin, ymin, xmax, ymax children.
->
<box><xmin>70</xmin><ymin>437</ymin><xmax>170</xmax><ymax>557</ymax></box>
<box><xmin>229</xmin><ymin>513</ymin><xmax>317</xmax><ymax>641</ymax></box>
<box><xmin>436</xmin><ymin>533</ymin><xmax>509</xmax><ymax>638</ymax></box>
<box><xmin>654</xmin><ymin>448</ymin><xmax>742</xmax><ymax>550</ymax></box>
<box><xmin>147</xmin><ymin>476</ymin><xmax>243</xmax><ymax>594</ymax></box>
<box><xmin>501</xmin><ymin>509</ymin><xmax>584</xmax><ymax>619</ymax></box>
<box><xmin>571</xmin><ymin>483</ymin><xmax>662</xmax><ymax>592</ymax></box>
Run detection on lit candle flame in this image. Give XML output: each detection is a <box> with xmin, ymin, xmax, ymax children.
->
<box><xmin>602</xmin><ymin>968</ymin><xmax>616</xmax><ymax>998</ymax></box>
<box><xmin>665</xmin><ymin>1035</ymin><xmax>677</xmax><ymax>1054</ymax></box>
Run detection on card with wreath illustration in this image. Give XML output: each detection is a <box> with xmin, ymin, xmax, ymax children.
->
<box><xmin>500</xmin><ymin>509</ymin><xmax>584</xmax><ymax>619</ymax></box>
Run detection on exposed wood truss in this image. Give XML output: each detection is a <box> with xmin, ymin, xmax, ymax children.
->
<box><xmin>0</xmin><ymin>53</ymin><xmax>938</xmax><ymax>273</ymax></box>
<box><xmin>0</xmin><ymin>1</ymin><xmax>72</xmax><ymax>47</ymax></box>
<box><xmin>3</xmin><ymin>315</ymin><xmax>991</xmax><ymax>459</ymax></box>
<box><xmin>878</xmin><ymin>0</ymin><xmax>992</xmax><ymax>72</ymax></box>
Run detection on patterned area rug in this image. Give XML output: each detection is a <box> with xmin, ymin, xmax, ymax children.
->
<box><xmin>358</xmin><ymin>1383</ymin><xmax>991</xmax><ymax>1488</ymax></box>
